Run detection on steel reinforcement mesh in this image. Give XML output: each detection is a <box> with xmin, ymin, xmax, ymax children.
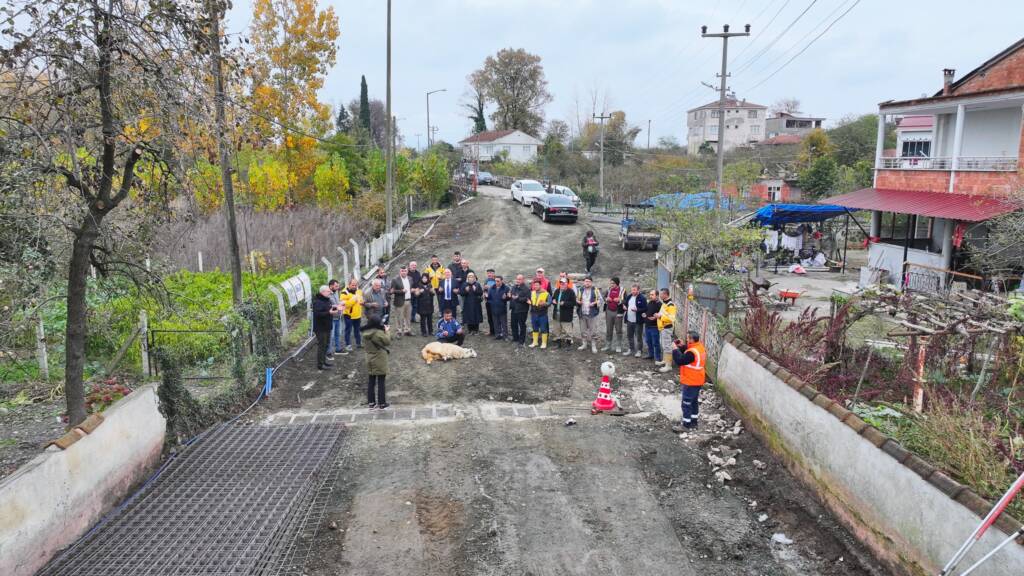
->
<box><xmin>38</xmin><ymin>423</ymin><xmax>345</xmax><ymax>576</ymax></box>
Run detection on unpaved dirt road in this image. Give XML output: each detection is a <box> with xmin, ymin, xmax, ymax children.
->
<box><xmin>258</xmin><ymin>188</ymin><xmax>888</xmax><ymax>576</ymax></box>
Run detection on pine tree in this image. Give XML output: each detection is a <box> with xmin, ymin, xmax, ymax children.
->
<box><xmin>359</xmin><ymin>75</ymin><xmax>371</xmax><ymax>136</ymax></box>
<box><xmin>336</xmin><ymin>104</ymin><xmax>352</xmax><ymax>133</ymax></box>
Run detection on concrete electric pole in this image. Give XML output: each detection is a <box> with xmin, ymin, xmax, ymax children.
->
<box><xmin>647</xmin><ymin>119</ymin><xmax>651</xmax><ymax>149</ymax></box>
<box><xmin>385</xmin><ymin>0</ymin><xmax>393</xmax><ymax>232</ymax></box>
<box><xmin>702</xmin><ymin>23</ymin><xmax>749</xmax><ymax>223</ymax></box>
<box><xmin>593</xmin><ymin>112</ymin><xmax>611</xmax><ymax>199</ymax></box>
<box><xmin>426</xmin><ymin>88</ymin><xmax>446</xmax><ymax>148</ymax></box>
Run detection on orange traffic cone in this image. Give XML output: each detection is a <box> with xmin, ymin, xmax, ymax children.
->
<box><xmin>591</xmin><ymin>375</ymin><xmax>618</xmax><ymax>414</ymax></box>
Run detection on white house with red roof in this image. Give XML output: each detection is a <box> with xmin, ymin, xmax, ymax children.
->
<box><xmin>458</xmin><ymin>129</ymin><xmax>542</xmax><ymax>163</ymax></box>
<box><xmin>824</xmin><ymin>38</ymin><xmax>1024</xmax><ymax>288</ymax></box>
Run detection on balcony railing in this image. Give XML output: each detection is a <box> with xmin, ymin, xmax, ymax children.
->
<box><xmin>880</xmin><ymin>157</ymin><xmax>952</xmax><ymax>170</ymax></box>
<box><xmin>957</xmin><ymin>156</ymin><xmax>1019</xmax><ymax>171</ymax></box>
<box><xmin>879</xmin><ymin>156</ymin><xmax>1019</xmax><ymax>171</ymax></box>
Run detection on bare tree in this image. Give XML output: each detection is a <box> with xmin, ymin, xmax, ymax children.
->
<box><xmin>0</xmin><ymin>0</ymin><xmax>206</xmax><ymax>424</ymax></box>
<box><xmin>770</xmin><ymin>98</ymin><xmax>802</xmax><ymax>116</ymax></box>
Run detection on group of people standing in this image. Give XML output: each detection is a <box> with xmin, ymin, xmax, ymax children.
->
<box><xmin>311</xmin><ymin>239</ymin><xmax>708</xmax><ymax>430</ymax></box>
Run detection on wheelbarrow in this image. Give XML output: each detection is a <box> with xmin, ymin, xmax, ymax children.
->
<box><xmin>777</xmin><ymin>289</ymin><xmax>804</xmax><ymax>309</ymax></box>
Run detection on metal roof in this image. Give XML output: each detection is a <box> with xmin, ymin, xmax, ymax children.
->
<box><xmin>822</xmin><ymin>188</ymin><xmax>1020</xmax><ymax>222</ymax></box>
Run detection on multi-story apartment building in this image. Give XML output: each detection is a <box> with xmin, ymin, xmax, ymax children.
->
<box><xmin>826</xmin><ymin>38</ymin><xmax>1023</xmax><ymax>287</ymax></box>
<box><xmin>686</xmin><ymin>98</ymin><xmax>767</xmax><ymax>155</ymax></box>
<box><xmin>765</xmin><ymin>112</ymin><xmax>825</xmax><ymax>139</ymax></box>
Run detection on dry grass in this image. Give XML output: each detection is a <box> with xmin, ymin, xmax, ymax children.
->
<box><xmin>153</xmin><ymin>206</ymin><xmax>373</xmax><ymax>273</ymax></box>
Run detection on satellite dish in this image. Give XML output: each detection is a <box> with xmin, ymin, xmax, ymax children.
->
<box><xmin>677</xmin><ymin>242</ymin><xmax>690</xmax><ymax>252</ymax></box>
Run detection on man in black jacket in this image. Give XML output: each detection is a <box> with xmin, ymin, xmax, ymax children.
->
<box><xmin>312</xmin><ymin>286</ymin><xmax>336</xmax><ymax>370</ymax></box>
<box><xmin>408</xmin><ymin>261</ymin><xmax>422</xmax><ymax>323</ymax></box>
<box><xmin>550</xmin><ymin>278</ymin><xmax>577</xmax><ymax>348</ymax></box>
<box><xmin>507</xmin><ymin>274</ymin><xmax>531</xmax><ymax>345</ymax></box>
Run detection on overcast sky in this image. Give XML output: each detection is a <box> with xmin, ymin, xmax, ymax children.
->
<box><xmin>227</xmin><ymin>0</ymin><xmax>1024</xmax><ymax>149</ymax></box>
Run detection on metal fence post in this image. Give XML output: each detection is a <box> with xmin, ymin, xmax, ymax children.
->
<box><xmin>350</xmin><ymin>238</ymin><xmax>361</xmax><ymax>279</ymax></box>
<box><xmin>139</xmin><ymin>309</ymin><xmax>150</xmax><ymax>376</ymax></box>
<box><xmin>320</xmin><ymin>256</ymin><xmax>333</xmax><ymax>282</ymax></box>
<box><xmin>700</xmin><ymin>310</ymin><xmax>709</xmax><ymax>344</ymax></box>
<box><xmin>267</xmin><ymin>285</ymin><xmax>288</xmax><ymax>345</ymax></box>
<box><xmin>197</xmin><ymin>251</ymin><xmax>204</xmax><ymax>272</ymax></box>
<box><xmin>35</xmin><ymin>315</ymin><xmax>49</xmax><ymax>380</ymax></box>
<box><xmin>337</xmin><ymin>246</ymin><xmax>350</xmax><ymax>282</ymax></box>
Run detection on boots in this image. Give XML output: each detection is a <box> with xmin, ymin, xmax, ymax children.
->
<box><xmin>530</xmin><ymin>332</ymin><xmax>539</xmax><ymax>348</ymax></box>
<box><xmin>578</xmin><ymin>340</ymin><xmax>588</xmax><ymax>351</ymax></box>
<box><xmin>601</xmin><ymin>343</ymin><xmax>611</xmax><ymax>352</ymax></box>
<box><xmin>591</xmin><ymin>341</ymin><xmax>598</xmax><ymax>354</ymax></box>
<box><xmin>541</xmin><ymin>334</ymin><xmax>548</xmax><ymax>349</ymax></box>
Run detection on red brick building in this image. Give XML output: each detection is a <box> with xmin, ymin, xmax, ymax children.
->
<box><xmin>826</xmin><ymin>38</ymin><xmax>1023</xmax><ymax>287</ymax></box>
<box><xmin>750</xmin><ymin>178</ymin><xmax>803</xmax><ymax>202</ymax></box>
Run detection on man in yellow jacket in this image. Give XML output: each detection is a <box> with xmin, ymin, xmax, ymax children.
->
<box><xmin>654</xmin><ymin>288</ymin><xmax>677</xmax><ymax>373</ymax></box>
<box><xmin>671</xmin><ymin>331</ymin><xmax>707</xmax><ymax>432</ymax></box>
<box><xmin>339</xmin><ymin>279</ymin><xmax>364</xmax><ymax>351</ymax></box>
<box><xmin>425</xmin><ymin>255</ymin><xmax>446</xmax><ymax>289</ymax></box>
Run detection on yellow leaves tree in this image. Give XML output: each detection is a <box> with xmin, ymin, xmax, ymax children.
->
<box><xmin>249</xmin><ymin>0</ymin><xmax>339</xmax><ymax>202</ymax></box>
<box><xmin>246</xmin><ymin>156</ymin><xmax>289</xmax><ymax>211</ymax></box>
<box><xmin>314</xmin><ymin>154</ymin><xmax>351</xmax><ymax>209</ymax></box>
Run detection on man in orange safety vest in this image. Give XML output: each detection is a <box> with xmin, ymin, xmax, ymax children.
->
<box><xmin>671</xmin><ymin>331</ymin><xmax>706</xmax><ymax>433</ymax></box>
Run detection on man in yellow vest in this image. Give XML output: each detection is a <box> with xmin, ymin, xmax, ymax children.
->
<box><xmin>671</xmin><ymin>330</ymin><xmax>706</xmax><ymax>433</ymax></box>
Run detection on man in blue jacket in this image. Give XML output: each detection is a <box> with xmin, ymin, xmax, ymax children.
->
<box><xmin>435</xmin><ymin>308</ymin><xmax>465</xmax><ymax>346</ymax></box>
<box><xmin>487</xmin><ymin>274</ymin><xmax>510</xmax><ymax>340</ymax></box>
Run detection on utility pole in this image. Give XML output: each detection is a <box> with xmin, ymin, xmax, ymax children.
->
<box><xmin>385</xmin><ymin>0</ymin><xmax>393</xmax><ymax>232</ymax></box>
<box><xmin>426</xmin><ymin>88</ymin><xmax>446</xmax><ymax>148</ymax></box>
<box><xmin>647</xmin><ymin>119</ymin><xmax>651</xmax><ymax>149</ymax></box>
<box><xmin>207</xmin><ymin>0</ymin><xmax>243</xmax><ymax>306</ymax></box>
<box><xmin>702</xmin><ymin>23</ymin><xmax>750</xmax><ymax>224</ymax></box>
<box><xmin>593</xmin><ymin>112</ymin><xmax>611</xmax><ymax>199</ymax></box>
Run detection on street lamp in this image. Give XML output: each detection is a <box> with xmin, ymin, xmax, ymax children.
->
<box><xmin>426</xmin><ymin>88</ymin><xmax>446</xmax><ymax>148</ymax></box>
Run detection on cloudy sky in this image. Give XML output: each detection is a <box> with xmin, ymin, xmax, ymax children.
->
<box><xmin>227</xmin><ymin>0</ymin><xmax>1024</xmax><ymax>148</ymax></box>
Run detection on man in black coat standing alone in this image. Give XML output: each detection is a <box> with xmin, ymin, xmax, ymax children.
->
<box><xmin>507</xmin><ymin>274</ymin><xmax>531</xmax><ymax>345</ymax></box>
<box><xmin>312</xmin><ymin>285</ymin><xmax>336</xmax><ymax>371</ymax></box>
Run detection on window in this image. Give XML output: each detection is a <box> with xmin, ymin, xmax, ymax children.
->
<box><xmin>768</xmin><ymin>184</ymin><xmax>782</xmax><ymax>202</ymax></box>
<box><xmin>710</xmin><ymin>110</ymin><xmax>720</xmax><ymax>118</ymax></box>
<box><xmin>709</xmin><ymin>125</ymin><xmax>719</xmax><ymax>135</ymax></box>
<box><xmin>901</xmin><ymin>141</ymin><xmax>931</xmax><ymax>157</ymax></box>
<box><xmin>751</xmin><ymin>125</ymin><xmax>761</xmax><ymax>135</ymax></box>
<box><xmin>748</xmin><ymin>110</ymin><xmax>758</xmax><ymax>118</ymax></box>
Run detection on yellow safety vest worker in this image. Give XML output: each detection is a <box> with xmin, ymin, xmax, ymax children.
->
<box><xmin>341</xmin><ymin>289</ymin><xmax>364</xmax><ymax>320</ymax></box>
<box><xmin>679</xmin><ymin>342</ymin><xmax>706</xmax><ymax>387</ymax></box>
<box><xmin>426</xmin><ymin>265</ymin><xmax>445</xmax><ymax>289</ymax></box>
<box><xmin>657</xmin><ymin>300</ymin><xmax>677</xmax><ymax>330</ymax></box>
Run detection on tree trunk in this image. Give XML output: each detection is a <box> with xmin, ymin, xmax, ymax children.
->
<box><xmin>208</xmin><ymin>0</ymin><xmax>243</xmax><ymax>306</ymax></box>
<box><xmin>64</xmin><ymin>214</ymin><xmax>101</xmax><ymax>426</ymax></box>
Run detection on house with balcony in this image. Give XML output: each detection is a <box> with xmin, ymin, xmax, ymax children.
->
<box><xmin>686</xmin><ymin>97</ymin><xmax>767</xmax><ymax>155</ymax></box>
<box><xmin>825</xmin><ymin>38</ymin><xmax>1024</xmax><ymax>288</ymax></box>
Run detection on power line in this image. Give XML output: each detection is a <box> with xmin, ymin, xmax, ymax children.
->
<box><xmin>733</xmin><ymin>0</ymin><xmax>818</xmax><ymax>76</ymax></box>
<box><xmin>728</xmin><ymin>0</ymin><xmax>789</xmax><ymax>65</ymax></box>
<box><xmin>754</xmin><ymin>0</ymin><xmax>854</xmax><ymax>76</ymax></box>
<box><xmin>745</xmin><ymin>0</ymin><xmax>861</xmax><ymax>92</ymax></box>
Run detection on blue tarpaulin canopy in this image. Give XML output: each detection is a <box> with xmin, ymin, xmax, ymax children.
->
<box><xmin>752</xmin><ymin>203</ymin><xmax>848</xmax><ymax>226</ymax></box>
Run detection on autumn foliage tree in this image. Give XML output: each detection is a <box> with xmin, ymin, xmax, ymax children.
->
<box><xmin>0</xmin><ymin>0</ymin><xmax>206</xmax><ymax>425</ymax></box>
<box><xmin>248</xmin><ymin>0</ymin><xmax>339</xmax><ymax>203</ymax></box>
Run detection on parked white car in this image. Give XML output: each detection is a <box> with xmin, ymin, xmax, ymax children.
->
<box><xmin>510</xmin><ymin>179</ymin><xmax>546</xmax><ymax>207</ymax></box>
<box><xmin>549</xmin><ymin>184</ymin><xmax>581</xmax><ymax>207</ymax></box>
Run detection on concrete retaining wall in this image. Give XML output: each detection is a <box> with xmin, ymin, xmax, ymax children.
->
<box><xmin>716</xmin><ymin>335</ymin><xmax>1024</xmax><ymax>576</ymax></box>
<box><xmin>0</xmin><ymin>384</ymin><xmax>166</xmax><ymax>576</ymax></box>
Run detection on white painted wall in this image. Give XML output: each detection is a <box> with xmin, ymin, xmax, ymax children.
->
<box><xmin>0</xmin><ymin>385</ymin><xmax>166</xmax><ymax>576</ymax></box>
<box><xmin>861</xmin><ymin>241</ymin><xmax>945</xmax><ymax>286</ymax></box>
<box><xmin>961</xmin><ymin>107</ymin><xmax>1022</xmax><ymax>158</ymax></box>
<box><xmin>717</xmin><ymin>342</ymin><xmax>1024</xmax><ymax>576</ymax></box>
<box><xmin>460</xmin><ymin>130</ymin><xmax>541</xmax><ymax>162</ymax></box>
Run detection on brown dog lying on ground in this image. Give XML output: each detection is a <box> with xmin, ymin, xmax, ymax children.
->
<box><xmin>420</xmin><ymin>341</ymin><xmax>478</xmax><ymax>364</ymax></box>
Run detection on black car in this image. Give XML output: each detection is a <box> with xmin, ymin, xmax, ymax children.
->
<box><xmin>477</xmin><ymin>171</ymin><xmax>495</xmax><ymax>185</ymax></box>
<box><xmin>532</xmin><ymin>193</ymin><xmax>578</xmax><ymax>223</ymax></box>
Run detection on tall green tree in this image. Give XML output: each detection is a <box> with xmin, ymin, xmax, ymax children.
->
<box><xmin>828</xmin><ymin>114</ymin><xmax>896</xmax><ymax>167</ymax></box>
<box><xmin>463</xmin><ymin>70</ymin><xmax>488</xmax><ymax>134</ymax></box>
<box><xmin>474</xmin><ymin>48</ymin><xmax>552</xmax><ymax>135</ymax></box>
<box><xmin>359</xmin><ymin>75</ymin><xmax>372</xmax><ymax>137</ymax></box>
<box><xmin>799</xmin><ymin>156</ymin><xmax>839</xmax><ymax>198</ymax></box>
<box><xmin>336</xmin><ymin>104</ymin><xmax>352</xmax><ymax>133</ymax></box>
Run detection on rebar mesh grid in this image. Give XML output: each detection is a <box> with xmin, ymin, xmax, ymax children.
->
<box><xmin>38</xmin><ymin>423</ymin><xmax>345</xmax><ymax>576</ymax></box>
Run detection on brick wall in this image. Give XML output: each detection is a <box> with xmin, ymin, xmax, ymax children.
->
<box><xmin>875</xmin><ymin>170</ymin><xmax>950</xmax><ymax>192</ymax></box>
<box><xmin>953</xmin><ymin>47</ymin><xmax>1024</xmax><ymax>94</ymax></box>
<box><xmin>876</xmin><ymin>169</ymin><xmax>1020</xmax><ymax>197</ymax></box>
